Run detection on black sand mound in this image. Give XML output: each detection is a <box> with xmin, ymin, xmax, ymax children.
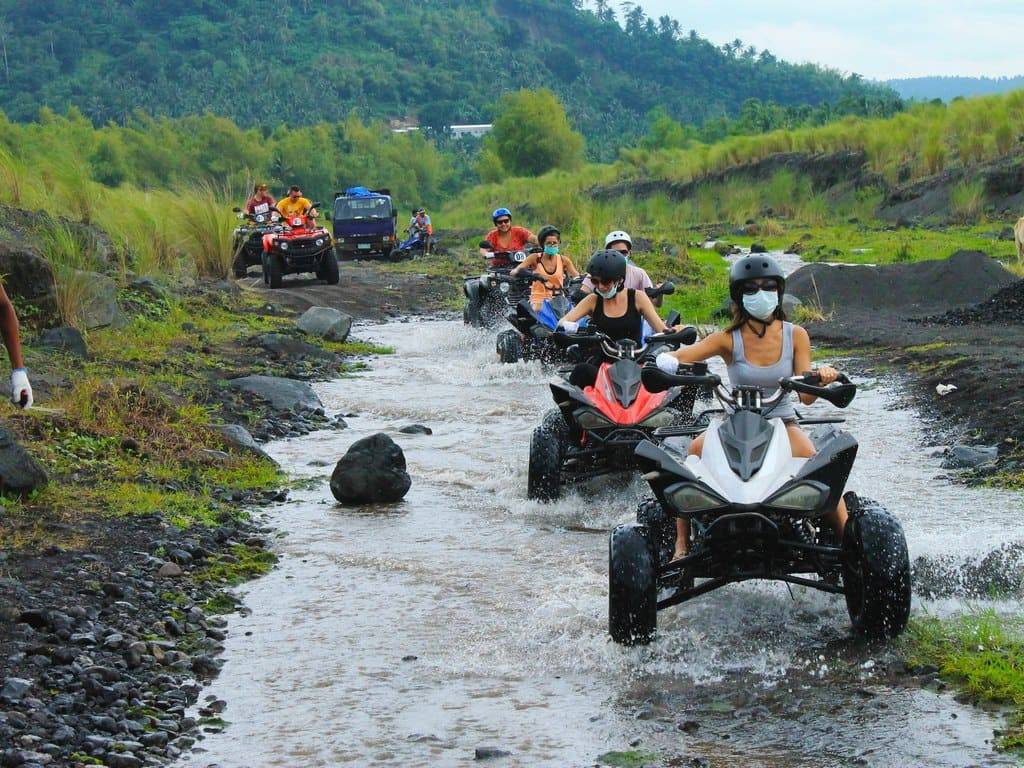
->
<box><xmin>926</xmin><ymin>278</ymin><xmax>1024</xmax><ymax>325</ymax></box>
<box><xmin>787</xmin><ymin>250</ymin><xmax>1016</xmax><ymax>315</ymax></box>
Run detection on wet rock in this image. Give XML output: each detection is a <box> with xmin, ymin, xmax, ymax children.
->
<box><xmin>296</xmin><ymin>306</ymin><xmax>353</xmax><ymax>342</ymax></box>
<box><xmin>104</xmin><ymin>754</ymin><xmax>142</xmax><ymax>768</ymax></box>
<box><xmin>129</xmin><ymin>276</ymin><xmax>167</xmax><ymax>299</ymax></box>
<box><xmin>399</xmin><ymin>424</ymin><xmax>432</xmax><ymax>435</ymax></box>
<box><xmin>474</xmin><ymin>746</ymin><xmax>512</xmax><ymax>760</ymax></box>
<box><xmin>678</xmin><ymin>720</ymin><xmax>700</xmax><ymax>733</ymax></box>
<box><xmin>0</xmin><ymin>427</ymin><xmax>48</xmax><ymax>494</ymax></box>
<box><xmin>228</xmin><ymin>375</ymin><xmax>323</xmax><ymax>413</ymax></box>
<box><xmin>39</xmin><ymin>326</ymin><xmax>87</xmax><ymax>358</ymax></box>
<box><xmin>330</xmin><ymin>433</ymin><xmax>412</xmax><ymax>505</ymax></box>
<box><xmin>1</xmin><ymin>677</ymin><xmax>32</xmax><ymax>702</ymax></box>
<box><xmin>786</xmin><ymin>241</ymin><xmax>805</xmax><ymax>255</ymax></box>
<box><xmin>750</xmin><ymin>242</ymin><xmax>767</xmax><ymax>253</ymax></box>
<box><xmin>214</xmin><ymin>424</ymin><xmax>276</xmax><ymax>465</ymax></box>
<box><xmin>942</xmin><ymin>444</ymin><xmax>998</xmax><ymax>470</ymax></box>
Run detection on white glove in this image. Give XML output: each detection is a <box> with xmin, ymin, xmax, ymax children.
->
<box><xmin>656</xmin><ymin>352</ymin><xmax>679</xmax><ymax>375</ymax></box>
<box><xmin>559</xmin><ymin>320</ymin><xmax>580</xmax><ymax>333</ymax></box>
<box><xmin>10</xmin><ymin>368</ymin><xmax>32</xmax><ymax>409</ymax></box>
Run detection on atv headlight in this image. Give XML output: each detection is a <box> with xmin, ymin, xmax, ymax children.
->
<box><xmin>575</xmin><ymin>409</ymin><xmax>614</xmax><ymax>430</ymax></box>
<box><xmin>316</xmin><ymin>238</ymin><xmax>324</xmax><ymax>246</ymax></box>
<box><xmin>639</xmin><ymin>410</ymin><xmax>676</xmax><ymax>428</ymax></box>
<box><xmin>279</xmin><ymin>241</ymin><xmax>288</xmax><ymax>250</ymax></box>
<box><xmin>665</xmin><ymin>482</ymin><xmax>728</xmax><ymax>513</ymax></box>
<box><xmin>766</xmin><ymin>481</ymin><xmax>828</xmax><ymax>512</ymax></box>
<box><xmin>499</xmin><ymin>282</ymin><xmax>510</xmax><ymax>294</ymax></box>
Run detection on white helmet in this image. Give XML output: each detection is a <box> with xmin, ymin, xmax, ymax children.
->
<box><xmin>604</xmin><ymin>230</ymin><xmax>632</xmax><ymax>249</ymax></box>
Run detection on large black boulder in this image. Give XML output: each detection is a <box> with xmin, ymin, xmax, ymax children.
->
<box><xmin>0</xmin><ymin>427</ymin><xmax>48</xmax><ymax>494</ymax></box>
<box><xmin>330</xmin><ymin>433</ymin><xmax>411</xmax><ymax>505</ymax></box>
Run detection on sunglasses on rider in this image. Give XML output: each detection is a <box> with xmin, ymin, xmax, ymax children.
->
<box><xmin>495</xmin><ymin>218</ymin><xmax>511</xmax><ymax>225</ymax></box>
<box><xmin>741</xmin><ymin>279</ymin><xmax>780</xmax><ymax>295</ymax></box>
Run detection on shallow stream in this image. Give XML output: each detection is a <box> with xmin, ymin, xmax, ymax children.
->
<box><xmin>178</xmin><ymin>318</ymin><xmax>1022</xmax><ymax>768</ymax></box>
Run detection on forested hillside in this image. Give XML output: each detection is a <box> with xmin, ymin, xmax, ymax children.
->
<box><xmin>888</xmin><ymin>76</ymin><xmax>1024</xmax><ymax>102</ymax></box>
<box><xmin>5</xmin><ymin>0</ymin><xmax>898</xmax><ymax>155</ymax></box>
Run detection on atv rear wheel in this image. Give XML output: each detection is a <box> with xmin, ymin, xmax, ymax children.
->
<box><xmin>842</xmin><ymin>493</ymin><xmax>912</xmax><ymax>638</ymax></box>
<box><xmin>318</xmin><ymin>252</ymin><xmax>340</xmax><ymax>285</ymax></box>
<box><xmin>496</xmin><ymin>330</ymin><xmax>522</xmax><ymax>364</ymax></box>
<box><xmin>528</xmin><ymin>425</ymin><xmax>563</xmax><ymax>501</ymax></box>
<box><xmin>609</xmin><ymin>523</ymin><xmax>657</xmax><ymax>645</ymax></box>
<box><xmin>266</xmin><ymin>254</ymin><xmax>283</xmax><ymax>289</ymax></box>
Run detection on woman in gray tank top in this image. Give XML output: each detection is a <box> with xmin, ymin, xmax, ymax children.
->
<box><xmin>654</xmin><ymin>255</ymin><xmax>848</xmax><ymax>562</ymax></box>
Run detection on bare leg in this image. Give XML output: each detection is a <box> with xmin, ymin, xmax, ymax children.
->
<box><xmin>786</xmin><ymin>424</ymin><xmax>848</xmax><ymax>537</ymax></box>
<box><xmin>672</xmin><ymin>433</ymin><xmax>704</xmax><ymax>561</ymax></box>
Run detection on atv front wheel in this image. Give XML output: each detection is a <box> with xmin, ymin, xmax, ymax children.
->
<box><xmin>464</xmin><ymin>299</ymin><xmax>482</xmax><ymax>327</ymax></box>
<box><xmin>266</xmin><ymin>254</ymin><xmax>283</xmax><ymax>289</ymax></box>
<box><xmin>609</xmin><ymin>523</ymin><xmax>657</xmax><ymax>645</ymax></box>
<box><xmin>528</xmin><ymin>425</ymin><xmax>563</xmax><ymax>501</ymax></box>
<box><xmin>496</xmin><ymin>330</ymin><xmax>522</xmax><ymax>364</ymax></box>
<box><xmin>842</xmin><ymin>494</ymin><xmax>912</xmax><ymax>638</ymax></box>
<box><xmin>318</xmin><ymin>252</ymin><xmax>340</xmax><ymax>285</ymax></box>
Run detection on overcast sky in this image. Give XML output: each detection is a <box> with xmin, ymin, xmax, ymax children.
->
<box><xmin>596</xmin><ymin>1</ymin><xmax>1023</xmax><ymax>80</ymax></box>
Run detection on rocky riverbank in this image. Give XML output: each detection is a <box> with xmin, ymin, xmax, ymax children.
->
<box><xmin>0</xmin><ymin>234</ymin><xmax>445</xmax><ymax>766</ymax></box>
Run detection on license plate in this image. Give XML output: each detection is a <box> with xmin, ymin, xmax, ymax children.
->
<box><xmin>358</xmin><ymin>243</ymin><xmax>372</xmax><ymax>250</ymax></box>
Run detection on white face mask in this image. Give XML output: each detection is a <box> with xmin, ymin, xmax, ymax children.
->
<box><xmin>596</xmin><ymin>285</ymin><xmax>619</xmax><ymax>300</ymax></box>
<box><xmin>742</xmin><ymin>289</ymin><xmax>779</xmax><ymax>321</ymax></box>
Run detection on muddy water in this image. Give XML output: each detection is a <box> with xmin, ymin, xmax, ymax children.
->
<box><xmin>180</xmin><ymin>319</ymin><xmax>1022</xmax><ymax>768</ymax></box>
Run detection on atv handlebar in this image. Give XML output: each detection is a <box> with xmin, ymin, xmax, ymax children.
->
<box><xmin>642</xmin><ymin>363</ymin><xmax>722</xmax><ymax>392</ymax></box>
<box><xmin>645</xmin><ymin>281</ymin><xmax>675</xmax><ymax>299</ymax></box>
<box><xmin>780</xmin><ymin>372</ymin><xmax>857</xmax><ymax>409</ymax></box>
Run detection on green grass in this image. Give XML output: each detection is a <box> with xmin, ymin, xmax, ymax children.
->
<box><xmin>597</xmin><ymin>750</ymin><xmax>660</xmax><ymax>767</ymax></box>
<box><xmin>195</xmin><ymin>544</ymin><xmax>277</xmax><ymax>585</ymax></box>
<box><xmin>904</xmin><ymin>612</ymin><xmax>1024</xmax><ymax>749</ymax></box>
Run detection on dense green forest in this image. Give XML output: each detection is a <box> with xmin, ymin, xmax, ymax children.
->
<box><xmin>888</xmin><ymin>76</ymin><xmax>1024</xmax><ymax>102</ymax></box>
<box><xmin>5</xmin><ymin>0</ymin><xmax>899</xmax><ymax>157</ymax></box>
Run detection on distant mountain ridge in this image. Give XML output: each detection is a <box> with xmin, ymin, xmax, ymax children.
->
<box><xmin>2</xmin><ymin>0</ymin><xmax>895</xmax><ymax>156</ymax></box>
<box><xmin>887</xmin><ymin>76</ymin><xmax>1024</xmax><ymax>101</ymax></box>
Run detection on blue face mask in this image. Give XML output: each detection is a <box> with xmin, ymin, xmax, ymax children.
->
<box><xmin>742</xmin><ymin>290</ymin><xmax>779</xmax><ymax>321</ymax></box>
<box><xmin>596</xmin><ymin>285</ymin><xmax>619</xmax><ymax>300</ymax></box>
<box><xmin>543</xmin><ymin>245</ymin><xmax>559</xmax><ymax>256</ymax></box>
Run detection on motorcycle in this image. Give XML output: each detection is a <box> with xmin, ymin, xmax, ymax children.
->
<box><xmin>260</xmin><ymin>203</ymin><xmax>338</xmax><ymax>289</ymax></box>
<box><xmin>394</xmin><ymin>225</ymin><xmax>434</xmax><ymax>260</ymax></box>
<box><xmin>496</xmin><ymin>281</ymin><xmax>677</xmax><ymax>366</ymax></box>
<box><xmin>607</xmin><ymin>364</ymin><xmax>912</xmax><ymax>645</ymax></box>
<box><xmin>527</xmin><ymin>324</ymin><xmax>702</xmax><ymax>501</ymax></box>
<box><xmin>231</xmin><ymin>203</ymin><xmax>281</xmax><ymax>278</ymax></box>
<box><xmin>462</xmin><ymin>242</ymin><xmax>537</xmax><ymax>328</ymax></box>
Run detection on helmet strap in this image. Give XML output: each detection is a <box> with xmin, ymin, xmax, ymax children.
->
<box><xmin>745</xmin><ymin>315</ymin><xmax>773</xmax><ymax>338</ymax></box>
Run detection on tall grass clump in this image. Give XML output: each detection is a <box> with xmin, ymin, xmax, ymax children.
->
<box><xmin>41</xmin><ymin>222</ymin><xmax>101</xmax><ymax>327</ymax></box>
<box><xmin>949</xmin><ymin>179</ymin><xmax>986</xmax><ymax>222</ymax></box>
<box><xmin>173</xmin><ymin>182</ymin><xmax>237</xmax><ymax>279</ymax></box>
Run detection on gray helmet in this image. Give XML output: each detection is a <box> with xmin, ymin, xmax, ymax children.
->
<box><xmin>729</xmin><ymin>255</ymin><xmax>785</xmax><ymax>303</ymax></box>
<box><xmin>587</xmin><ymin>249</ymin><xmax>628</xmax><ymax>283</ymax></box>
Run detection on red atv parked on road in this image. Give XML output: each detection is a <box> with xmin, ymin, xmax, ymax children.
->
<box><xmin>527</xmin><ymin>325</ymin><xmax>703</xmax><ymax>501</ymax></box>
<box><xmin>261</xmin><ymin>202</ymin><xmax>338</xmax><ymax>289</ymax></box>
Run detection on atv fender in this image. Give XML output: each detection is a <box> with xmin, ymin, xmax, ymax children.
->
<box><xmin>262</xmin><ymin>233</ymin><xmax>275</xmax><ymax>253</ymax></box>
<box><xmin>463</xmin><ymin>276</ymin><xmax>483</xmax><ymax>302</ymax></box>
<box><xmin>635</xmin><ymin>439</ymin><xmax>700</xmax><ymax>483</ymax></box>
<box><xmin>788</xmin><ymin>430</ymin><xmax>858</xmax><ymax>514</ymax></box>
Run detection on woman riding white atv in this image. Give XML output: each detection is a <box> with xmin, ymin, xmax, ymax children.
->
<box><xmin>557</xmin><ymin>249</ymin><xmax>679</xmax><ymax>388</ymax></box>
<box><xmin>655</xmin><ymin>254</ymin><xmax>847</xmax><ymax>561</ymax></box>
<box><xmin>509</xmin><ymin>225</ymin><xmax>580</xmax><ymax>309</ymax></box>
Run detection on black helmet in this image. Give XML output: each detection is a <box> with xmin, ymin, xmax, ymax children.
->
<box><xmin>729</xmin><ymin>255</ymin><xmax>785</xmax><ymax>303</ymax></box>
<box><xmin>537</xmin><ymin>225</ymin><xmax>561</xmax><ymax>244</ymax></box>
<box><xmin>587</xmin><ymin>249</ymin><xmax>628</xmax><ymax>283</ymax></box>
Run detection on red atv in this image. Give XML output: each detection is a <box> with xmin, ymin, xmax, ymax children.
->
<box><xmin>527</xmin><ymin>326</ymin><xmax>705</xmax><ymax>501</ymax></box>
<box><xmin>261</xmin><ymin>202</ymin><xmax>338</xmax><ymax>289</ymax></box>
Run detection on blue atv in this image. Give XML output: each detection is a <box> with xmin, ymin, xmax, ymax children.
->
<box><xmin>495</xmin><ymin>280</ymin><xmax>676</xmax><ymax>364</ymax></box>
<box><xmin>394</xmin><ymin>226</ymin><xmax>434</xmax><ymax>260</ymax></box>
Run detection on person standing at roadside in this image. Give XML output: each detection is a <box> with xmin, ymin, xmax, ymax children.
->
<box><xmin>0</xmin><ymin>282</ymin><xmax>31</xmax><ymax>408</ymax></box>
<box><xmin>410</xmin><ymin>207</ymin><xmax>433</xmax><ymax>255</ymax></box>
<box><xmin>245</xmin><ymin>183</ymin><xmax>276</xmax><ymax>215</ymax></box>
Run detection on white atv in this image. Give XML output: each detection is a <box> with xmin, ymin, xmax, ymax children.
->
<box><xmin>608</xmin><ymin>363</ymin><xmax>912</xmax><ymax>646</ymax></box>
